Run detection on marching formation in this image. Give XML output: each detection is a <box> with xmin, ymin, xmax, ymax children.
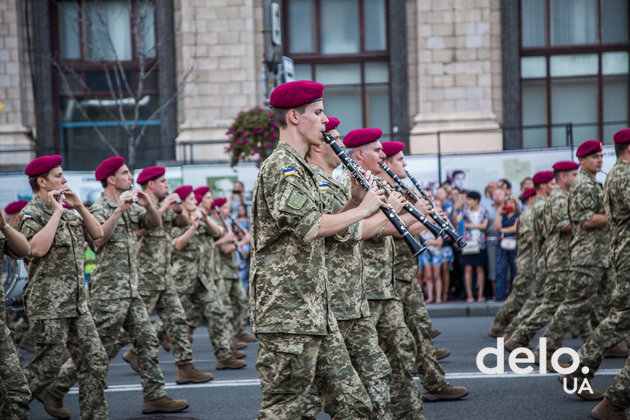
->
<box><xmin>490</xmin><ymin>132</ymin><xmax>630</xmax><ymax>419</ymax></box>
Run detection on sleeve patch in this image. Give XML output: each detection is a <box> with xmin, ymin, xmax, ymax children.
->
<box><xmin>287</xmin><ymin>189</ymin><xmax>308</xmax><ymax>210</ymax></box>
<box><xmin>283</xmin><ymin>168</ymin><xmax>296</xmax><ymax>176</ymax></box>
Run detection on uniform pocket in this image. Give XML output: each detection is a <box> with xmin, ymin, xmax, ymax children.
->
<box><xmin>256</xmin><ymin>334</ymin><xmax>309</xmax><ymax>394</ymax></box>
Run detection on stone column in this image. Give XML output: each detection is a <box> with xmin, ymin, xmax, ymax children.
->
<box><xmin>175</xmin><ymin>0</ymin><xmax>263</xmax><ymax>162</ymax></box>
<box><xmin>411</xmin><ymin>0</ymin><xmax>503</xmax><ymax>154</ymax></box>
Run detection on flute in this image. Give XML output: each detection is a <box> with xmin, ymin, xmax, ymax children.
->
<box><xmin>321</xmin><ymin>132</ymin><xmax>426</xmax><ymax>257</ymax></box>
<box><xmin>213</xmin><ymin>206</ymin><xmax>245</xmax><ymax>259</ymax></box>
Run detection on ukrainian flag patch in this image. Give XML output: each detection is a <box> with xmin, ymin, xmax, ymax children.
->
<box><xmin>559</xmin><ymin>196</ymin><xmax>567</xmax><ymax>201</ymax></box>
<box><xmin>586</xmin><ymin>182</ymin><xmax>595</xmax><ymax>189</ymax></box>
<box><xmin>283</xmin><ymin>168</ymin><xmax>295</xmax><ymax>176</ymax></box>
<box><xmin>319</xmin><ymin>183</ymin><xmax>330</xmax><ymax>190</ymax></box>
<box><xmin>22</xmin><ymin>213</ymin><xmax>33</xmax><ymax>219</ymax></box>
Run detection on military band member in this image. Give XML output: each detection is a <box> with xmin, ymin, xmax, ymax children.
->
<box><xmin>45</xmin><ymin>156</ymin><xmax>188</xmax><ymax>415</ymax></box>
<box><xmin>19</xmin><ymin>155</ymin><xmax>109</xmax><ymax>419</ymax></box>
<box><xmin>170</xmin><ymin>186</ymin><xmax>246</xmax><ymax>370</ymax></box>
<box><xmin>380</xmin><ymin>141</ymin><xmax>468</xmax><ymax>403</ymax></box>
<box><xmin>0</xmin><ymin>206</ymin><xmax>31</xmax><ymax>420</ymax></box>
<box><xmin>251</xmin><ymin>81</ymin><xmax>381</xmax><ymax>418</ymax></box>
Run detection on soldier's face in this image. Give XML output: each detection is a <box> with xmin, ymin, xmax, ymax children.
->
<box><xmin>153</xmin><ymin>176</ymin><xmax>169</xmax><ymax>199</ymax></box>
<box><xmin>112</xmin><ymin>165</ymin><xmax>133</xmax><ymax>191</ymax></box>
<box><xmin>357</xmin><ymin>141</ymin><xmax>386</xmax><ymax>174</ymax></box>
<box><xmin>200</xmin><ymin>191</ymin><xmax>213</xmax><ymax>211</ymax></box>
<box><xmin>296</xmin><ymin>101</ymin><xmax>328</xmax><ymax>147</ymax></box>
<box><xmin>580</xmin><ymin>152</ymin><xmax>603</xmax><ymax>174</ymax></box>
<box><xmin>564</xmin><ymin>169</ymin><xmax>578</xmax><ymax>187</ymax></box>
<box><xmin>387</xmin><ymin>152</ymin><xmax>406</xmax><ymax>178</ymax></box>
<box><xmin>9</xmin><ymin>213</ymin><xmax>19</xmax><ymax>227</ymax></box>
<box><xmin>40</xmin><ymin>167</ymin><xmax>67</xmax><ymax>192</ymax></box>
<box><xmin>183</xmin><ymin>193</ymin><xmax>196</xmax><ymax>212</ymax></box>
<box><xmin>322</xmin><ymin>129</ymin><xmax>342</xmax><ymax>168</ymax></box>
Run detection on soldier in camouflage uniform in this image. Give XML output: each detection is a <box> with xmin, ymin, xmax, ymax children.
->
<box><xmin>0</xmin><ymin>208</ymin><xmax>31</xmax><ymax>420</ymax></box>
<box><xmin>380</xmin><ymin>141</ymin><xmax>469</xmax><ymax>403</ymax></box>
<box><xmin>536</xmin><ymin>141</ymin><xmax>625</xmax><ymax>373</ymax></box>
<box><xmin>170</xmin><ymin>185</ymin><xmax>246</xmax><ymax>370</ymax></box>
<box><xmin>117</xmin><ymin>166</ymin><xmax>214</xmax><ymax>384</ymax></box>
<box><xmin>304</xmin><ymin>117</ymin><xmax>392</xmax><ymax>418</ymax></box>
<box><xmin>505</xmin><ymin>161</ymin><xmax>578</xmax><ymax>357</ymax></box>
<box><xmin>46</xmin><ymin>156</ymin><xmax>188</xmax><ymax>415</ymax></box>
<box><xmin>503</xmin><ymin>171</ymin><xmax>555</xmax><ymax>339</ymax></box>
<box><xmin>19</xmin><ymin>155</ymin><xmax>109</xmax><ymax>419</ymax></box>
<box><xmin>212</xmin><ymin>198</ymin><xmax>254</xmax><ymax>342</ymax></box>
<box><xmin>344</xmin><ymin>129</ymin><xmax>426</xmax><ymax>420</ymax></box>
<box><xmin>567</xmin><ymin>129</ymin><xmax>630</xmax><ymax>406</ymax></box>
<box><xmin>488</xmin><ymin>187</ymin><xmax>537</xmax><ymax>337</ymax></box>
<box><xmin>251</xmin><ymin>81</ymin><xmax>380</xmax><ymax>418</ymax></box>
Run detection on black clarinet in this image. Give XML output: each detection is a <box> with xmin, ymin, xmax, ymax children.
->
<box><xmin>214</xmin><ymin>206</ymin><xmax>245</xmax><ymax>259</ymax></box>
<box><xmin>226</xmin><ymin>214</ymin><xmax>247</xmax><ymax>236</ymax></box>
<box><xmin>321</xmin><ymin>132</ymin><xmax>425</xmax><ymax>257</ymax></box>
<box><xmin>403</xmin><ymin>168</ymin><xmax>467</xmax><ymax>249</ymax></box>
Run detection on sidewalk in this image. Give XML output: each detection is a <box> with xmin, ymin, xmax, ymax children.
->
<box><xmin>426</xmin><ymin>300</ymin><xmax>503</xmax><ymax>318</ymax></box>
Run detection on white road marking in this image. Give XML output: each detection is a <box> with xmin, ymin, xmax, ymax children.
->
<box><xmin>67</xmin><ymin>369</ymin><xmax>622</xmax><ymax>394</ymax></box>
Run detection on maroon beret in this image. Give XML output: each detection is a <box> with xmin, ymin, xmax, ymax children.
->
<box><xmin>137</xmin><ymin>166</ymin><xmax>165</xmax><ymax>184</ymax></box>
<box><xmin>194</xmin><ymin>186</ymin><xmax>210</xmax><ymax>197</ymax></box>
<box><xmin>553</xmin><ymin>160</ymin><xmax>580</xmax><ymax>172</ymax></box>
<box><xmin>613</xmin><ymin>128</ymin><xmax>630</xmax><ymax>144</ymax></box>
<box><xmin>382</xmin><ymin>141</ymin><xmax>405</xmax><ymax>158</ymax></box>
<box><xmin>212</xmin><ymin>197</ymin><xmax>227</xmax><ymax>208</ymax></box>
<box><xmin>521</xmin><ymin>188</ymin><xmax>536</xmax><ymax>201</ymax></box>
<box><xmin>532</xmin><ymin>171</ymin><xmax>554</xmax><ymax>185</ymax></box>
<box><xmin>173</xmin><ymin>185</ymin><xmax>194</xmax><ymax>201</ymax></box>
<box><xmin>269</xmin><ymin>80</ymin><xmax>324</xmax><ymax>108</ymax></box>
<box><xmin>576</xmin><ymin>140</ymin><xmax>603</xmax><ymax>158</ymax></box>
<box><xmin>95</xmin><ymin>156</ymin><xmax>125</xmax><ymax>181</ymax></box>
<box><xmin>5</xmin><ymin>200</ymin><xmax>28</xmax><ymax>215</ymax></box>
<box><xmin>24</xmin><ymin>155</ymin><xmax>62</xmax><ymax>176</ymax></box>
<box><xmin>325</xmin><ymin>117</ymin><xmax>340</xmax><ymax>132</ymax></box>
<box><xmin>343</xmin><ymin>128</ymin><xmax>383</xmax><ymax>148</ymax></box>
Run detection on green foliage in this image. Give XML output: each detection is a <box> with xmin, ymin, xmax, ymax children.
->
<box><xmin>225</xmin><ymin>107</ymin><xmax>278</xmax><ymax>167</ymax></box>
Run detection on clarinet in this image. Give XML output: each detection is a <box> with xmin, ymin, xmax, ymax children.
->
<box><xmin>403</xmin><ymin>168</ymin><xmax>467</xmax><ymax>249</ymax></box>
<box><xmin>321</xmin><ymin>132</ymin><xmax>426</xmax><ymax>257</ymax></box>
<box><xmin>214</xmin><ymin>206</ymin><xmax>245</xmax><ymax>259</ymax></box>
<box><xmin>226</xmin><ymin>214</ymin><xmax>247</xmax><ymax>236</ymax></box>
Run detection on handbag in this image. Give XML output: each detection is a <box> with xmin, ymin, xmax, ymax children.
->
<box><xmin>500</xmin><ymin>238</ymin><xmax>517</xmax><ymax>251</ymax></box>
<box><xmin>461</xmin><ymin>239</ymin><xmax>480</xmax><ymax>255</ymax></box>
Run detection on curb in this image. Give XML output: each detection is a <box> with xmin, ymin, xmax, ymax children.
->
<box><xmin>426</xmin><ymin>301</ymin><xmax>503</xmax><ymax>318</ymax></box>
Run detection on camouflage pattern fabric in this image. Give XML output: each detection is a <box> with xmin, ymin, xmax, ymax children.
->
<box><xmin>47</xmin><ymin>297</ymin><xmax>166</xmax><ymax>402</ymax></box>
<box><xmin>222</xmin><ymin>278</ymin><xmax>249</xmax><ymax>336</ymax></box>
<box><xmin>603</xmin><ymin>348</ymin><xmax>630</xmax><ymax>409</ymax></box>
<box><xmin>0</xmin><ymin>233</ymin><xmax>31</xmax><ymax>419</ymax></box>
<box><xmin>542</xmin><ymin>185</ymin><xmax>572</xmax><ymax>273</ymax></box>
<box><xmin>256</xmin><ymin>331</ymin><xmax>372</xmax><ymax>419</ymax></box>
<box><xmin>360</xmin><ymin>236</ymin><xmax>397</xmax><ymax>300</ymax></box>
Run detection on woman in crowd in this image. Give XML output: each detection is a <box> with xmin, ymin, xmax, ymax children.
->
<box><xmin>493</xmin><ymin>196</ymin><xmax>521</xmax><ymax>300</ymax></box>
<box><xmin>458</xmin><ymin>191</ymin><xmax>489</xmax><ymax>302</ymax></box>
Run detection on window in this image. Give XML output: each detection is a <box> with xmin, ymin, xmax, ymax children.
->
<box><xmin>283</xmin><ymin>0</ymin><xmax>391</xmax><ymax>138</ymax></box>
<box><xmin>520</xmin><ymin>0</ymin><xmax>629</xmax><ymax>148</ymax></box>
<box><xmin>52</xmin><ymin>0</ymin><xmax>159</xmax><ymax>169</ymax></box>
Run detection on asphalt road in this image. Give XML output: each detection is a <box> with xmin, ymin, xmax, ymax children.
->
<box><xmin>23</xmin><ymin>312</ymin><xmax>628</xmax><ymax>420</ymax></box>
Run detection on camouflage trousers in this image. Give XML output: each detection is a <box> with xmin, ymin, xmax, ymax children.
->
<box><xmin>125</xmin><ymin>287</ymin><xmax>193</xmax><ymax>366</ymax></box>
<box><xmin>369</xmin><ymin>299</ymin><xmax>425</xmax><ymax>420</ymax></box>
<box><xmin>489</xmin><ymin>272</ymin><xmax>534</xmax><ymax>335</ymax></box>
<box><xmin>510</xmin><ymin>270</ymin><xmax>569</xmax><ymax>345</ymax></box>
<box><xmin>604</xmin><ymin>354</ymin><xmax>630</xmax><ymax>409</ymax></box>
<box><xmin>303</xmin><ymin>317</ymin><xmax>392</xmax><ymax>419</ymax></box>
<box><xmin>6</xmin><ymin>310</ymin><xmax>31</xmax><ymax>349</ymax></box>
<box><xmin>504</xmin><ymin>269</ymin><xmax>547</xmax><ymax>337</ymax></box>
<box><xmin>174</xmin><ymin>279</ymin><xmax>233</xmax><ymax>362</ymax></box>
<box><xmin>538</xmin><ymin>266</ymin><xmax>612</xmax><ymax>354</ymax></box>
<box><xmin>395</xmin><ymin>279</ymin><xmax>449</xmax><ymax>394</ymax></box>
<box><xmin>571</xmin><ymin>270</ymin><xmax>630</xmax><ymax>383</ymax></box>
<box><xmin>25</xmin><ymin>312</ymin><xmax>108</xmax><ymax>419</ymax></box>
<box><xmin>0</xmin><ymin>309</ymin><xmax>30</xmax><ymax>420</ymax></box>
<box><xmin>222</xmin><ymin>277</ymin><xmax>249</xmax><ymax>337</ymax></box>
<box><xmin>47</xmin><ymin>297</ymin><xmax>166</xmax><ymax>402</ymax></box>
<box><xmin>255</xmin><ymin>330</ymin><xmax>372</xmax><ymax>419</ymax></box>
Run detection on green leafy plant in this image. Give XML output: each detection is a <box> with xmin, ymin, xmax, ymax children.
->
<box><xmin>225</xmin><ymin>107</ymin><xmax>278</xmax><ymax>167</ymax></box>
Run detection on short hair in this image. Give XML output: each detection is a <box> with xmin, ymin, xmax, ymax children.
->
<box><xmin>28</xmin><ymin>168</ymin><xmax>55</xmax><ymax>193</ymax></box>
<box><xmin>466</xmin><ymin>191</ymin><xmax>481</xmax><ymax>201</ymax></box>
<box><xmin>553</xmin><ymin>170</ymin><xmax>562</xmax><ymax>181</ymax></box>
<box><xmin>615</xmin><ymin>142</ymin><xmax>630</xmax><ymax>158</ymax></box>
<box><xmin>100</xmin><ymin>179</ymin><xmax>108</xmax><ymax>188</ymax></box>
<box><xmin>270</xmin><ymin>104</ymin><xmax>307</xmax><ymax>129</ymax></box>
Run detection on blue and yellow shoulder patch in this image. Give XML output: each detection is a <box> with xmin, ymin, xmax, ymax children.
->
<box><xmin>318</xmin><ymin>183</ymin><xmax>330</xmax><ymax>190</ymax></box>
<box><xmin>586</xmin><ymin>181</ymin><xmax>595</xmax><ymax>189</ymax></box>
<box><xmin>559</xmin><ymin>196</ymin><xmax>567</xmax><ymax>201</ymax></box>
<box><xmin>22</xmin><ymin>212</ymin><xmax>33</xmax><ymax>219</ymax></box>
<box><xmin>283</xmin><ymin>168</ymin><xmax>295</xmax><ymax>176</ymax></box>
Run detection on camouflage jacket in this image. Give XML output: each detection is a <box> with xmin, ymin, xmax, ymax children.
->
<box><xmin>544</xmin><ymin>185</ymin><xmax>572</xmax><ymax>273</ymax></box>
<box><xmin>604</xmin><ymin>158</ymin><xmax>630</xmax><ymax>275</ymax></box>
<box><xmin>0</xmin><ymin>230</ymin><xmax>20</xmax><ymax>315</ymax></box>
<box><xmin>249</xmin><ymin>141</ymin><xmax>336</xmax><ymax>335</ymax></box>
<box><xmin>171</xmin><ymin>221</ymin><xmax>215</xmax><ymax>293</ymax></box>
<box><xmin>310</xmin><ymin>163</ymin><xmax>369</xmax><ymax>321</ymax></box>
<box><xmin>89</xmin><ymin>193</ymin><xmax>152</xmax><ymax>300</ymax></box>
<box><xmin>531</xmin><ymin>195</ymin><xmax>547</xmax><ymax>275</ymax></box>
<box><xmin>393</xmin><ymin>235</ymin><xmax>420</xmax><ymax>283</ymax></box>
<box><xmin>199</xmin><ymin>221</ymin><xmax>225</xmax><ymax>287</ymax></box>
<box><xmin>215</xmin><ymin>217</ymin><xmax>239</xmax><ymax>280</ymax></box>
<box><xmin>515</xmin><ymin>204</ymin><xmax>534</xmax><ymax>274</ymax></box>
<box><xmin>136</xmin><ymin>202</ymin><xmax>180</xmax><ymax>291</ymax></box>
<box><xmin>19</xmin><ymin>195</ymin><xmax>89</xmax><ymax>320</ymax></box>
<box><xmin>569</xmin><ymin>170</ymin><xmax>609</xmax><ymax>268</ymax></box>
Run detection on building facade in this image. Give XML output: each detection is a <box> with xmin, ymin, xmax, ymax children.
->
<box><xmin>0</xmin><ymin>0</ymin><xmax>628</xmax><ymax>170</ymax></box>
